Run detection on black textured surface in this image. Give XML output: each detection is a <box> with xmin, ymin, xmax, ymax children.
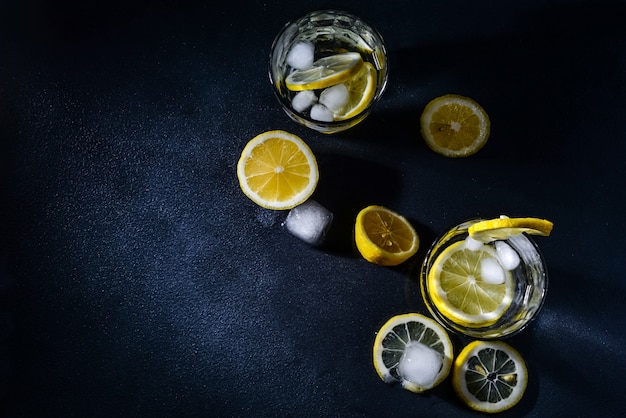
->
<box><xmin>2</xmin><ymin>1</ymin><xmax>626</xmax><ymax>417</ymax></box>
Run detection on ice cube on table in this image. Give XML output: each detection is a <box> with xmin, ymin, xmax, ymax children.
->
<box><xmin>319</xmin><ymin>83</ymin><xmax>349</xmax><ymax>113</ymax></box>
<box><xmin>310</xmin><ymin>104</ymin><xmax>334</xmax><ymax>122</ymax></box>
<box><xmin>283</xmin><ymin>200</ymin><xmax>333</xmax><ymax>246</ymax></box>
<box><xmin>291</xmin><ymin>90</ymin><xmax>317</xmax><ymax>113</ymax></box>
<box><xmin>286</xmin><ymin>41</ymin><xmax>314</xmax><ymax>70</ymax></box>
<box><xmin>480</xmin><ymin>257</ymin><xmax>506</xmax><ymax>284</ymax></box>
<box><xmin>495</xmin><ymin>241</ymin><xmax>521</xmax><ymax>270</ymax></box>
<box><xmin>398</xmin><ymin>342</ymin><xmax>442</xmax><ymax>388</ymax></box>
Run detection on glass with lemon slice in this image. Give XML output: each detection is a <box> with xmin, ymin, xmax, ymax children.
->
<box><xmin>420</xmin><ymin>217</ymin><xmax>552</xmax><ymax>339</ymax></box>
<box><xmin>269</xmin><ymin>10</ymin><xmax>388</xmax><ymax>133</ymax></box>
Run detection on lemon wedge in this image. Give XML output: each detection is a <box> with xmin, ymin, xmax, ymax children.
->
<box><xmin>237</xmin><ymin>130</ymin><xmax>318</xmax><ymax>210</ymax></box>
<box><xmin>285</xmin><ymin>52</ymin><xmax>364</xmax><ymax>91</ymax></box>
<box><xmin>420</xmin><ymin>94</ymin><xmax>490</xmax><ymax>157</ymax></box>
<box><xmin>354</xmin><ymin>205</ymin><xmax>419</xmax><ymax>266</ymax></box>
<box><xmin>468</xmin><ymin>217</ymin><xmax>554</xmax><ymax>243</ymax></box>
<box><xmin>453</xmin><ymin>340</ymin><xmax>528</xmax><ymax>413</ymax></box>
<box><xmin>333</xmin><ymin>62</ymin><xmax>377</xmax><ymax>120</ymax></box>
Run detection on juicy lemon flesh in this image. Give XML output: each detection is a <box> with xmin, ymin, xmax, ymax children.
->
<box><xmin>453</xmin><ymin>341</ymin><xmax>527</xmax><ymax>413</ymax></box>
<box><xmin>355</xmin><ymin>206</ymin><xmax>419</xmax><ymax>266</ymax></box>
<box><xmin>285</xmin><ymin>52</ymin><xmax>364</xmax><ymax>91</ymax></box>
<box><xmin>334</xmin><ymin>62</ymin><xmax>376</xmax><ymax>120</ymax></box>
<box><xmin>428</xmin><ymin>241</ymin><xmax>513</xmax><ymax>328</ymax></box>
<box><xmin>468</xmin><ymin>217</ymin><xmax>554</xmax><ymax>243</ymax></box>
<box><xmin>243</xmin><ymin>137</ymin><xmax>310</xmax><ymax>202</ymax></box>
<box><xmin>373</xmin><ymin>313</ymin><xmax>453</xmax><ymax>393</ymax></box>
<box><xmin>421</xmin><ymin>94</ymin><xmax>490</xmax><ymax>157</ymax></box>
<box><xmin>429</xmin><ymin>104</ymin><xmax>482</xmax><ymax>150</ymax></box>
<box><xmin>363</xmin><ymin>209</ymin><xmax>414</xmax><ymax>253</ymax></box>
<box><xmin>237</xmin><ymin>131</ymin><xmax>318</xmax><ymax>210</ymax></box>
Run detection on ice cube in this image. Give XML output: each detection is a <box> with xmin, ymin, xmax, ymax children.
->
<box><xmin>398</xmin><ymin>342</ymin><xmax>442</xmax><ymax>388</ymax></box>
<box><xmin>480</xmin><ymin>257</ymin><xmax>505</xmax><ymax>284</ymax></box>
<box><xmin>286</xmin><ymin>41</ymin><xmax>314</xmax><ymax>70</ymax></box>
<box><xmin>495</xmin><ymin>241</ymin><xmax>521</xmax><ymax>270</ymax></box>
<box><xmin>310</xmin><ymin>104</ymin><xmax>334</xmax><ymax>122</ymax></box>
<box><xmin>291</xmin><ymin>90</ymin><xmax>317</xmax><ymax>113</ymax></box>
<box><xmin>283</xmin><ymin>200</ymin><xmax>333</xmax><ymax>246</ymax></box>
<box><xmin>319</xmin><ymin>83</ymin><xmax>349</xmax><ymax>113</ymax></box>
<box><xmin>464</xmin><ymin>235</ymin><xmax>484</xmax><ymax>251</ymax></box>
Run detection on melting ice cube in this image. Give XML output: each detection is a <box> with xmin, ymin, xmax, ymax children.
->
<box><xmin>319</xmin><ymin>83</ymin><xmax>349</xmax><ymax>113</ymax></box>
<box><xmin>480</xmin><ymin>257</ymin><xmax>505</xmax><ymax>284</ymax></box>
<box><xmin>464</xmin><ymin>235</ymin><xmax>484</xmax><ymax>251</ymax></box>
<box><xmin>310</xmin><ymin>104</ymin><xmax>334</xmax><ymax>122</ymax></box>
<box><xmin>286</xmin><ymin>41</ymin><xmax>314</xmax><ymax>70</ymax></box>
<box><xmin>291</xmin><ymin>90</ymin><xmax>317</xmax><ymax>113</ymax></box>
<box><xmin>495</xmin><ymin>241</ymin><xmax>521</xmax><ymax>270</ymax></box>
<box><xmin>283</xmin><ymin>200</ymin><xmax>333</xmax><ymax>246</ymax></box>
<box><xmin>398</xmin><ymin>342</ymin><xmax>442</xmax><ymax>388</ymax></box>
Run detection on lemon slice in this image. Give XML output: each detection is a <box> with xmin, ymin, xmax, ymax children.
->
<box><xmin>285</xmin><ymin>52</ymin><xmax>364</xmax><ymax>92</ymax></box>
<box><xmin>373</xmin><ymin>313</ymin><xmax>453</xmax><ymax>393</ymax></box>
<box><xmin>468</xmin><ymin>217</ymin><xmax>554</xmax><ymax>243</ymax></box>
<box><xmin>427</xmin><ymin>241</ymin><xmax>514</xmax><ymax>328</ymax></box>
<box><xmin>333</xmin><ymin>62</ymin><xmax>377</xmax><ymax>120</ymax></box>
<box><xmin>237</xmin><ymin>130</ymin><xmax>318</xmax><ymax>210</ymax></box>
<box><xmin>420</xmin><ymin>94</ymin><xmax>490</xmax><ymax>157</ymax></box>
<box><xmin>453</xmin><ymin>340</ymin><xmax>528</xmax><ymax>413</ymax></box>
<box><xmin>354</xmin><ymin>205</ymin><xmax>419</xmax><ymax>266</ymax></box>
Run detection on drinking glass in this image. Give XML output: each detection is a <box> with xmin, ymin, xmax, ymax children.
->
<box><xmin>420</xmin><ymin>219</ymin><xmax>548</xmax><ymax>339</ymax></box>
<box><xmin>269</xmin><ymin>10</ymin><xmax>388</xmax><ymax>134</ymax></box>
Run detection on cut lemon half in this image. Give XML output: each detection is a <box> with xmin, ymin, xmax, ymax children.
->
<box><xmin>354</xmin><ymin>205</ymin><xmax>419</xmax><ymax>266</ymax></box>
<box><xmin>373</xmin><ymin>313</ymin><xmax>453</xmax><ymax>393</ymax></box>
<box><xmin>468</xmin><ymin>217</ymin><xmax>554</xmax><ymax>243</ymax></box>
<box><xmin>237</xmin><ymin>130</ymin><xmax>318</xmax><ymax>210</ymax></box>
<box><xmin>334</xmin><ymin>62</ymin><xmax>377</xmax><ymax>120</ymax></box>
<box><xmin>285</xmin><ymin>52</ymin><xmax>364</xmax><ymax>92</ymax></box>
<box><xmin>427</xmin><ymin>240</ymin><xmax>514</xmax><ymax>328</ymax></box>
<box><xmin>420</xmin><ymin>94</ymin><xmax>490</xmax><ymax>157</ymax></box>
<box><xmin>453</xmin><ymin>340</ymin><xmax>528</xmax><ymax>413</ymax></box>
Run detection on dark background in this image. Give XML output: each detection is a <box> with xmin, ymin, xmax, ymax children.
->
<box><xmin>2</xmin><ymin>0</ymin><xmax>625</xmax><ymax>416</ymax></box>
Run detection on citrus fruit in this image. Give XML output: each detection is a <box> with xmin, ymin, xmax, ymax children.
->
<box><xmin>333</xmin><ymin>62</ymin><xmax>377</xmax><ymax>120</ymax></box>
<box><xmin>373</xmin><ymin>313</ymin><xmax>453</xmax><ymax>393</ymax></box>
<box><xmin>453</xmin><ymin>340</ymin><xmax>528</xmax><ymax>413</ymax></box>
<box><xmin>468</xmin><ymin>217</ymin><xmax>554</xmax><ymax>243</ymax></box>
<box><xmin>285</xmin><ymin>52</ymin><xmax>364</xmax><ymax>91</ymax></box>
<box><xmin>420</xmin><ymin>94</ymin><xmax>490</xmax><ymax>157</ymax></box>
<box><xmin>354</xmin><ymin>205</ymin><xmax>419</xmax><ymax>266</ymax></box>
<box><xmin>426</xmin><ymin>240</ymin><xmax>514</xmax><ymax>328</ymax></box>
<box><xmin>236</xmin><ymin>130</ymin><xmax>318</xmax><ymax>210</ymax></box>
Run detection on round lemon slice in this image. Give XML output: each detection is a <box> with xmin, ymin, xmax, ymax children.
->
<box><xmin>334</xmin><ymin>62</ymin><xmax>377</xmax><ymax>120</ymax></box>
<box><xmin>420</xmin><ymin>94</ymin><xmax>490</xmax><ymax>157</ymax></box>
<box><xmin>468</xmin><ymin>217</ymin><xmax>554</xmax><ymax>243</ymax></box>
<box><xmin>427</xmin><ymin>241</ymin><xmax>514</xmax><ymax>328</ymax></box>
<box><xmin>354</xmin><ymin>205</ymin><xmax>419</xmax><ymax>266</ymax></box>
<box><xmin>453</xmin><ymin>340</ymin><xmax>528</xmax><ymax>413</ymax></box>
<box><xmin>237</xmin><ymin>130</ymin><xmax>318</xmax><ymax>210</ymax></box>
<box><xmin>373</xmin><ymin>313</ymin><xmax>453</xmax><ymax>393</ymax></box>
<box><xmin>285</xmin><ymin>52</ymin><xmax>364</xmax><ymax>92</ymax></box>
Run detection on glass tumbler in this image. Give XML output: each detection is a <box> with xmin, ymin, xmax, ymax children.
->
<box><xmin>420</xmin><ymin>219</ymin><xmax>548</xmax><ymax>339</ymax></box>
<box><xmin>269</xmin><ymin>10</ymin><xmax>388</xmax><ymax>134</ymax></box>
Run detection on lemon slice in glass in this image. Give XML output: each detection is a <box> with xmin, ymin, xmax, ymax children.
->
<box><xmin>354</xmin><ymin>205</ymin><xmax>419</xmax><ymax>266</ymax></box>
<box><xmin>285</xmin><ymin>52</ymin><xmax>364</xmax><ymax>92</ymax></box>
<box><xmin>420</xmin><ymin>94</ymin><xmax>490</xmax><ymax>157</ymax></box>
<box><xmin>333</xmin><ymin>62</ymin><xmax>377</xmax><ymax>120</ymax></box>
<box><xmin>237</xmin><ymin>130</ymin><xmax>318</xmax><ymax>210</ymax></box>
<box><xmin>427</xmin><ymin>241</ymin><xmax>514</xmax><ymax>328</ymax></box>
<box><xmin>373</xmin><ymin>313</ymin><xmax>453</xmax><ymax>393</ymax></box>
<box><xmin>468</xmin><ymin>217</ymin><xmax>554</xmax><ymax>243</ymax></box>
<box><xmin>453</xmin><ymin>340</ymin><xmax>528</xmax><ymax>413</ymax></box>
